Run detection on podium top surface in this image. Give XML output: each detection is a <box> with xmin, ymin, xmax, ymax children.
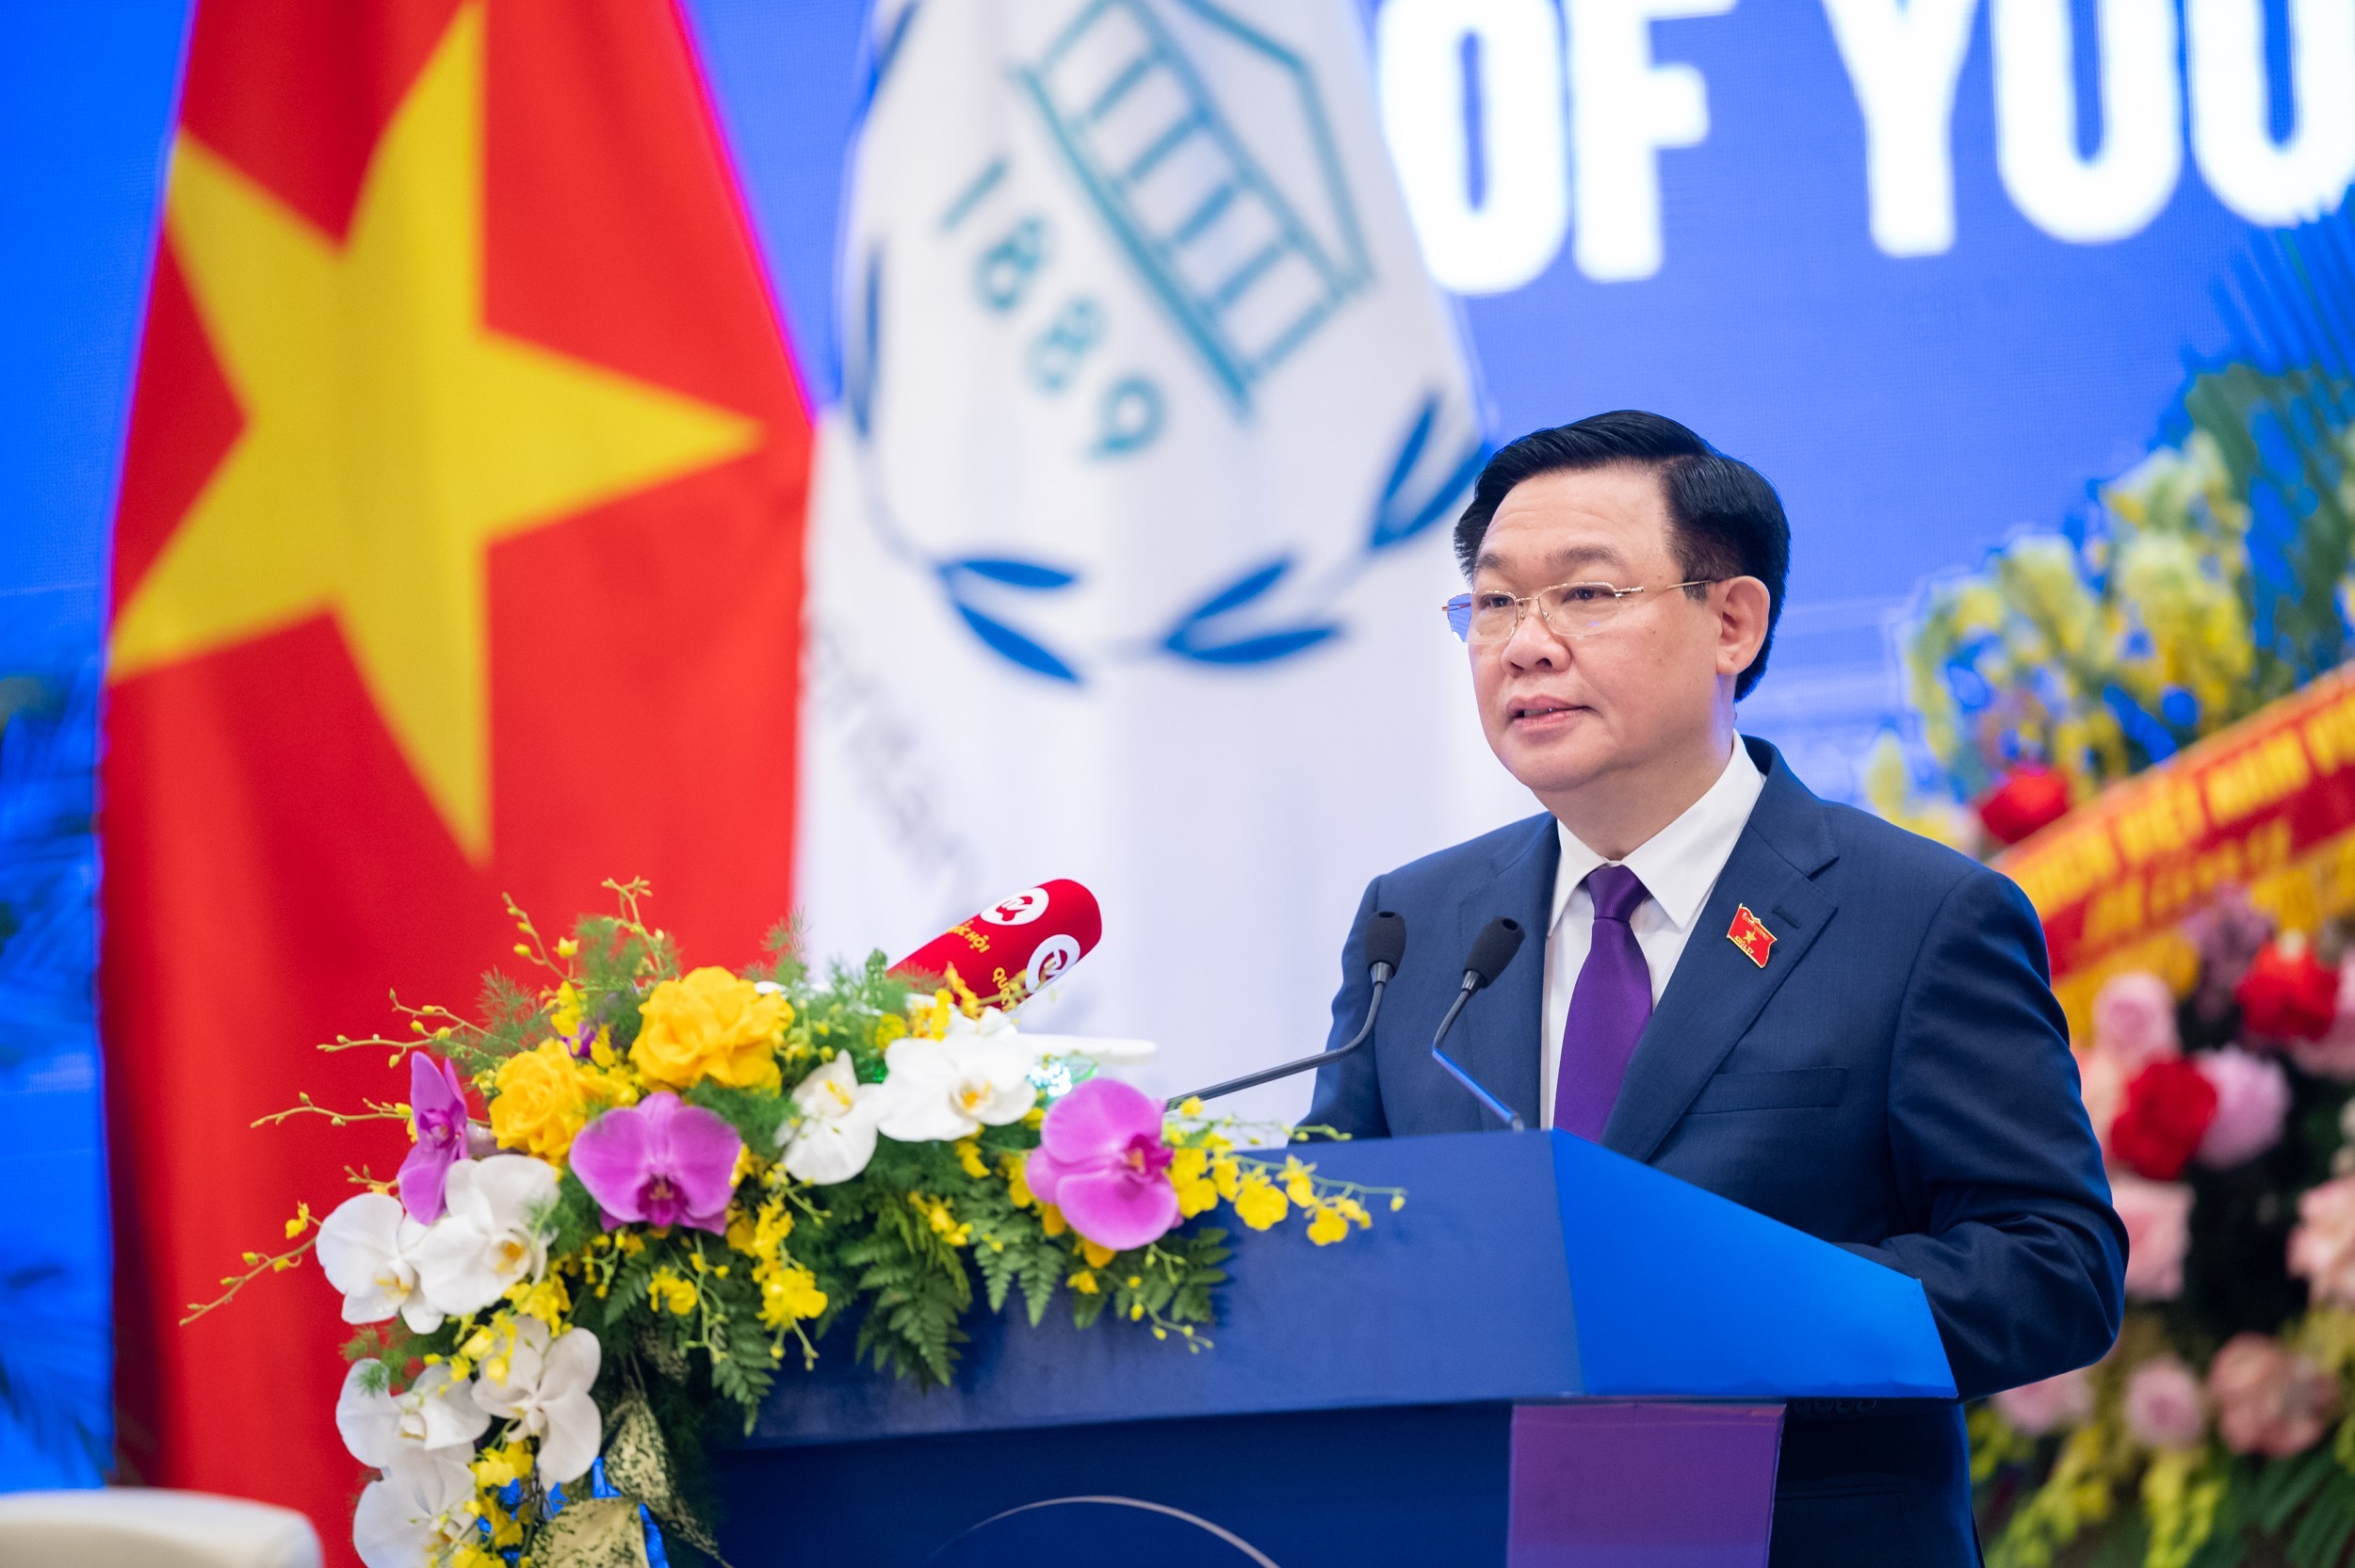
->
<box><xmin>745</xmin><ymin>1128</ymin><xmax>1955</xmax><ymax>1447</ymax></box>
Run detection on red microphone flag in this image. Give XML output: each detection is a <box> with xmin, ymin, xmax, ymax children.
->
<box><xmin>891</xmin><ymin>881</ymin><xmax>1103</xmax><ymax>1004</ymax></box>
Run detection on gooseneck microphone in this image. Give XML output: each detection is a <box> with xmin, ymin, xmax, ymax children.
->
<box><xmin>1431</xmin><ymin>916</ymin><xmax>1527</xmax><ymax>1131</ymax></box>
<box><xmin>1168</xmin><ymin>911</ymin><xmax>1406</xmax><ymax>1108</ymax></box>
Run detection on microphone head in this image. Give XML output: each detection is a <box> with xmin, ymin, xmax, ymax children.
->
<box><xmin>1462</xmin><ymin>916</ymin><xmax>1526</xmax><ymax>990</ymax></box>
<box><xmin>1365</xmin><ymin>910</ymin><xmax>1407</xmax><ymax>974</ymax></box>
<box><xmin>889</xmin><ymin>880</ymin><xmax>1104</xmax><ymax>1005</ymax></box>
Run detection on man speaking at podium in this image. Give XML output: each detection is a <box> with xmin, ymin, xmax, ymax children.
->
<box><xmin>1307</xmin><ymin>412</ymin><xmax>2125</xmax><ymax>1564</ymax></box>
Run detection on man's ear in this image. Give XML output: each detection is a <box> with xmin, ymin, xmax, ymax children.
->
<box><xmin>1715</xmin><ymin>577</ymin><xmax>1772</xmax><ymax>678</ymax></box>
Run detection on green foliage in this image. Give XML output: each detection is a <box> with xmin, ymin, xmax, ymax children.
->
<box><xmin>2083</xmin><ymin>1511</ymin><xmax>2152</xmax><ymax>1568</ymax></box>
<box><xmin>2184</xmin><ymin>361</ymin><xmax>2355</xmax><ymax>692</ymax></box>
<box><xmin>703</xmin><ymin>1286</ymin><xmax>779</xmax><ymax>1425</ymax></box>
<box><xmin>974</xmin><ymin>1225</ymin><xmax>1067</xmax><ymax>1326</ymax></box>
<box><xmin>338</xmin><ymin>1323</ymin><xmax>417</xmax><ymax>1377</ymax></box>
<box><xmin>1162</xmin><ymin>1227</ymin><xmax>1232</xmax><ymax>1322</ymax></box>
<box><xmin>789</xmin><ymin>954</ymin><xmax>918</xmax><ymax>1075</ymax></box>
<box><xmin>755</xmin><ymin>916</ymin><xmax>807</xmax><ymax>987</ymax></box>
<box><xmin>2145</xmin><ymin>1449</ymin><xmax>2355</xmax><ymax>1568</ymax></box>
<box><xmin>545</xmin><ymin>1171</ymin><xmax>605</xmax><ymax>1260</ymax></box>
<box><xmin>683</xmin><ymin>1081</ymin><xmax>792</xmax><ymax>1151</ymax></box>
<box><xmin>2154</xmin><ymin>1446</ymin><xmax>2355</xmax><ymax>1568</ymax></box>
<box><xmin>468</xmin><ymin>968</ymin><xmax>544</xmax><ymax>1064</ymax></box>
<box><xmin>844</xmin><ymin>1208</ymin><xmax>974</xmax><ymax>1383</ymax></box>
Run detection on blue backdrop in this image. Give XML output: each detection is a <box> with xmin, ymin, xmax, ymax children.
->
<box><xmin>0</xmin><ymin>0</ymin><xmax>190</xmax><ymax>1490</ymax></box>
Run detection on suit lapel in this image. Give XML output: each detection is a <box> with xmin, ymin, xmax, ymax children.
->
<box><xmin>1455</xmin><ymin>814</ymin><xmax>1556</xmax><ymax>1128</ymax></box>
<box><xmin>1600</xmin><ymin>748</ymin><xmax>1841</xmax><ymax>1163</ymax></box>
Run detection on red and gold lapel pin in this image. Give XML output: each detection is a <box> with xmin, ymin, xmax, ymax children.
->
<box><xmin>1727</xmin><ymin>904</ymin><xmax>1776</xmax><ymax>967</ymax></box>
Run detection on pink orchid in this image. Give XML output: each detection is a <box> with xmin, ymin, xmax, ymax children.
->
<box><xmin>398</xmin><ymin>1055</ymin><xmax>475</xmax><ymax>1223</ymax></box>
<box><xmin>566</xmin><ymin>1091</ymin><xmax>741</xmax><ymax>1235</ymax></box>
<box><xmin>1024</xmin><ymin>1078</ymin><xmax>1179</xmax><ymax>1252</ymax></box>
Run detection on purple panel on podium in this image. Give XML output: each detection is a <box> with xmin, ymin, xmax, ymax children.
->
<box><xmin>1509</xmin><ymin>1403</ymin><xmax>1783</xmax><ymax>1568</ymax></box>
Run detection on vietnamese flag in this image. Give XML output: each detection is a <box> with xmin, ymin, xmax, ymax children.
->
<box><xmin>101</xmin><ymin>0</ymin><xmax>808</xmax><ymax>1551</ymax></box>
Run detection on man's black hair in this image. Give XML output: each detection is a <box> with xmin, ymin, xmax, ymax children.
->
<box><xmin>1453</xmin><ymin>410</ymin><xmax>1791</xmax><ymax>700</ymax></box>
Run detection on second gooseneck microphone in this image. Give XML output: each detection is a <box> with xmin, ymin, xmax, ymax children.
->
<box><xmin>1167</xmin><ymin>910</ymin><xmax>1406</xmax><ymax>1108</ymax></box>
<box><xmin>1431</xmin><ymin>916</ymin><xmax>1527</xmax><ymax>1131</ymax></box>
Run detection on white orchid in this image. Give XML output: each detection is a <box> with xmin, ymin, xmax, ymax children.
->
<box><xmin>875</xmin><ymin>1029</ymin><xmax>1036</xmax><ymax>1142</ymax></box>
<box><xmin>414</xmin><ymin>1156</ymin><xmax>558</xmax><ymax>1318</ymax></box>
<box><xmin>950</xmin><ymin>1004</ymin><xmax>1020</xmax><ymax>1037</ymax></box>
<box><xmin>317</xmin><ymin>1192</ymin><xmax>444</xmax><ymax>1334</ymax></box>
<box><xmin>351</xmin><ymin>1445</ymin><xmax>477</xmax><ymax>1568</ymax></box>
<box><xmin>335</xmin><ymin>1361</ymin><xmax>488</xmax><ymax>1467</ymax></box>
<box><xmin>470</xmin><ymin>1317</ymin><xmax>603</xmax><ymax>1484</ymax></box>
<box><xmin>779</xmin><ymin>1055</ymin><xmax>889</xmax><ymax>1183</ymax></box>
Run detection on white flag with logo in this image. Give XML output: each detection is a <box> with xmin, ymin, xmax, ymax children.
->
<box><xmin>799</xmin><ymin>0</ymin><xmax>1519</xmax><ymax>1114</ymax></box>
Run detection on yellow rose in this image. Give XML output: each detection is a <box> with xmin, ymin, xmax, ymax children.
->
<box><xmin>490</xmin><ymin>1040</ymin><xmax>596</xmax><ymax>1160</ymax></box>
<box><xmin>631</xmin><ymin>966</ymin><xmax>788</xmax><ymax>1091</ymax></box>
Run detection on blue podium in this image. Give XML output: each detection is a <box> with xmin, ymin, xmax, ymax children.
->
<box><xmin>714</xmin><ymin>1129</ymin><xmax>1954</xmax><ymax>1566</ymax></box>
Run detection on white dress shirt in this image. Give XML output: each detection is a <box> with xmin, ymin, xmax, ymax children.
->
<box><xmin>1538</xmin><ymin>738</ymin><xmax>1766</xmax><ymax>1127</ymax></box>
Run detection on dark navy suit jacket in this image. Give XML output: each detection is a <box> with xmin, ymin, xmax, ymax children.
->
<box><xmin>1306</xmin><ymin>739</ymin><xmax>2125</xmax><ymax>1565</ymax></box>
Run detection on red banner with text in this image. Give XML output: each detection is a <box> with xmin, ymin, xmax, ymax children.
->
<box><xmin>2000</xmin><ymin>667</ymin><xmax>2355</xmax><ymax>1033</ymax></box>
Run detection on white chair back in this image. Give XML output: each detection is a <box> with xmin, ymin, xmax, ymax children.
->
<box><xmin>0</xmin><ymin>1488</ymin><xmax>320</xmax><ymax>1568</ymax></box>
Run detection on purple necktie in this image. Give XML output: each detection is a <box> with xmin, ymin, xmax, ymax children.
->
<box><xmin>1553</xmin><ymin>865</ymin><xmax>1652</xmax><ymax>1140</ymax></box>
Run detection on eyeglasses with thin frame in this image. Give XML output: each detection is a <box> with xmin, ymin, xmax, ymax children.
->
<box><xmin>1442</xmin><ymin>579</ymin><xmax>1722</xmax><ymax>644</ymax></box>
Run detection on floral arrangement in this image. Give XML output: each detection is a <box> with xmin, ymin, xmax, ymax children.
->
<box><xmin>1897</xmin><ymin>432</ymin><xmax>2267</xmax><ymax>836</ymax></box>
<box><xmin>1849</xmin><ymin>209</ymin><xmax>2355</xmax><ymax>1561</ymax></box>
<box><xmin>192</xmin><ymin>882</ymin><xmax>1400</xmax><ymax>1568</ymax></box>
<box><xmin>1866</xmin><ymin>210</ymin><xmax>2355</xmax><ymax>854</ymax></box>
<box><xmin>1974</xmin><ymin>892</ymin><xmax>2355</xmax><ymax>1566</ymax></box>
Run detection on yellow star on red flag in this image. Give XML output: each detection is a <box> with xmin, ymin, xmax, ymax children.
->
<box><xmin>108</xmin><ymin>3</ymin><xmax>761</xmax><ymax>859</ymax></box>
